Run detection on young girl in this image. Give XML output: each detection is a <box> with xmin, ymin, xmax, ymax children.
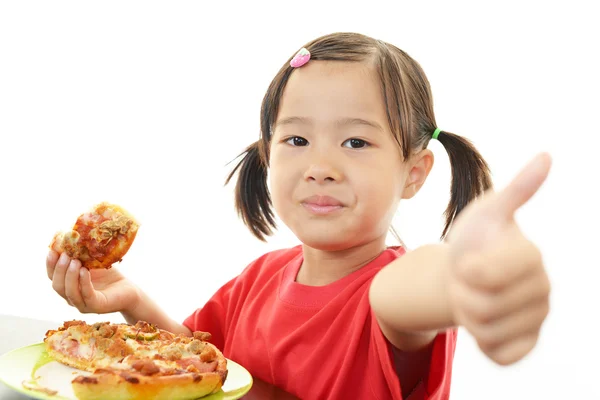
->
<box><xmin>46</xmin><ymin>32</ymin><xmax>551</xmax><ymax>400</ymax></box>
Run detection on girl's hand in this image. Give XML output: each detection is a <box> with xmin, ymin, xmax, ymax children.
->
<box><xmin>445</xmin><ymin>153</ymin><xmax>552</xmax><ymax>365</ymax></box>
<box><xmin>46</xmin><ymin>250</ymin><xmax>140</xmax><ymax>315</ymax></box>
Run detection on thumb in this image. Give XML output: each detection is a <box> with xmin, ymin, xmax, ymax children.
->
<box><xmin>492</xmin><ymin>152</ymin><xmax>552</xmax><ymax>218</ymax></box>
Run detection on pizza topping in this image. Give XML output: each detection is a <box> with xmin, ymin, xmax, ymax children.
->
<box><xmin>160</xmin><ymin>344</ymin><xmax>183</xmax><ymax>361</ymax></box>
<box><xmin>63</xmin><ymin>320</ymin><xmax>86</xmax><ymax>329</ymax></box>
<box><xmin>186</xmin><ymin>339</ymin><xmax>218</xmax><ymax>362</ymax></box>
<box><xmin>103</xmin><ymin>337</ymin><xmax>133</xmax><ymax>358</ymax></box>
<box><xmin>133</xmin><ymin>321</ymin><xmax>156</xmax><ymax>333</ymax></box>
<box><xmin>131</xmin><ymin>360</ymin><xmax>160</xmax><ymax>376</ymax></box>
<box><xmin>193</xmin><ymin>331</ymin><xmax>212</xmax><ymax>341</ymax></box>
<box><xmin>61</xmin><ymin>231</ymin><xmax>86</xmax><ymax>259</ymax></box>
<box><xmin>96</xmin><ymin>337</ymin><xmax>112</xmax><ymax>352</ymax></box>
<box><xmin>45</xmin><ymin>329</ymin><xmax>68</xmax><ymax>345</ymax></box>
<box><xmin>81</xmin><ymin>211</ymin><xmax>103</xmax><ymax>225</ymax></box>
<box><xmin>158</xmin><ymin>330</ymin><xmax>176</xmax><ymax>341</ymax></box>
<box><xmin>75</xmin><ymin>221</ymin><xmax>117</xmax><ymax>260</ymax></box>
<box><xmin>125</xmin><ymin>330</ymin><xmax>160</xmax><ymax>341</ymax></box>
<box><xmin>89</xmin><ymin>215</ymin><xmax>133</xmax><ymax>244</ymax></box>
<box><xmin>176</xmin><ymin>358</ymin><xmax>218</xmax><ymax>373</ymax></box>
<box><xmin>200</xmin><ymin>346</ymin><xmax>217</xmax><ymax>362</ymax></box>
<box><xmin>124</xmin><ymin>321</ymin><xmax>160</xmax><ymax>341</ymax></box>
<box><xmin>61</xmin><ymin>339</ymin><xmax>79</xmax><ymax>355</ymax></box>
<box><xmin>76</xmin><ymin>341</ymin><xmax>95</xmax><ymax>359</ymax></box>
<box><xmin>94</xmin><ymin>322</ymin><xmax>117</xmax><ymax>338</ymax></box>
<box><xmin>186</xmin><ymin>339</ymin><xmax>203</xmax><ymax>354</ymax></box>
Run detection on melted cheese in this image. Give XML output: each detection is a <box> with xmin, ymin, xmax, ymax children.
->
<box><xmin>68</xmin><ymin>327</ymin><xmax>83</xmax><ymax>341</ymax></box>
<box><xmin>77</xmin><ymin>342</ymin><xmax>93</xmax><ymax>359</ymax></box>
<box><xmin>46</xmin><ymin>331</ymin><xmax>67</xmax><ymax>350</ymax></box>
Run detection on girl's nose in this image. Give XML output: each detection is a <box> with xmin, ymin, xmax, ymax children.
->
<box><xmin>303</xmin><ymin>159</ymin><xmax>343</xmax><ymax>183</ymax></box>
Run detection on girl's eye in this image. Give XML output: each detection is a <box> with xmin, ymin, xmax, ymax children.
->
<box><xmin>285</xmin><ymin>136</ymin><xmax>309</xmax><ymax>146</ymax></box>
<box><xmin>342</xmin><ymin>138</ymin><xmax>369</xmax><ymax>149</ymax></box>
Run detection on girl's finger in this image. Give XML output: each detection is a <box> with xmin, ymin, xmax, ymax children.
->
<box><xmin>472</xmin><ymin>298</ymin><xmax>548</xmax><ymax>353</ymax></box>
<box><xmin>51</xmin><ymin>252</ymin><xmax>71</xmax><ymax>299</ymax></box>
<box><xmin>455</xmin><ymin>270</ymin><xmax>550</xmax><ymax>324</ymax></box>
<box><xmin>458</xmin><ymin>235</ymin><xmax>542</xmax><ymax>292</ymax></box>
<box><xmin>64</xmin><ymin>259</ymin><xmax>85</xmax><ymax>311</ymax></box>
<box><xmin>484</xmin><ymin>332</ymin><xmax>540</xmax><ymax>366</ymax></box>
<box><xmin>491</xmin><ymin>152</ymin><xmax>552</xmax><ymax>219</ymax></box>
<box><xmin>79</xmin><ymin>267</ymin><xmax>99</xmax><ymax>311</ymax></box>
<box><xmin>46</xmin><ymin>250</ymin><xmax>60</xmax><ymax>280</ymax></box>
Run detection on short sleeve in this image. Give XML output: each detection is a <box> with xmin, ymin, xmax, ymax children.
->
<box><xmin>424</xmin><ymin>329</ymin><xmax>458</xmax><ymax>399</ymax></box>
<box><xmin>182</xmin><ymin>277</ymin><xmax>238</xmax><ymax>350</ymax></box>
<box><xmin>368</xmin><ymin>309</ymin><xmax>458</xmax><ymax>400</ymax></box>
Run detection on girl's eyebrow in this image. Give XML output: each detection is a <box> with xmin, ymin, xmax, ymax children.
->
<box><xmin>274</xmin><ymin>116</ymin><xmax>312</xmax><ymax>128</ymax></box>
<box><xmin>274</xmin><ymin>116</ymin><xmax>384</xmax><ymax>132</ymax></box>
<box><xmin>336</xmin><ymin>117</ymin><xmax>384</xmax><ymax>133</ymax></box>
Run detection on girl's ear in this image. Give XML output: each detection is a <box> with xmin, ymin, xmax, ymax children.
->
<box><xmin>402</xmin><ymin>149</ymin><xmax>434</xmax><ymax>199</ymax></box>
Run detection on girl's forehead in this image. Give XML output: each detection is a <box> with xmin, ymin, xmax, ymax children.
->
<box><xmin>286</xmin><ymin>60</ymin><xmax>377</xmax><ymax>90</ymax></box>
<box><xmin>278</xmin><ymin>61</ymin><xmax>387</xmax><ymax>123</ymax></box>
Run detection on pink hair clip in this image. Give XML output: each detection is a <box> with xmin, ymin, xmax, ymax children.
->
<box><xmin>290</xmin><ymin>48</ymin><xmax>311</xmax><ymax>68</ymax></box>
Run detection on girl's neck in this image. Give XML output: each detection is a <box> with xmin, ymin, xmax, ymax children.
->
<box><xmin>296</xmin><ymin>237</ymin><xmax>388</xmax><ymax>286</ymax></box>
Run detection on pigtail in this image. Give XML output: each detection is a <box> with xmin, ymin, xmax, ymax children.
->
<box><xmin>435</xmin><ymin>131</ymin><xmax>492</xmax><ymax>239</ymax></box>
<box><xmin>225</xmin><ymin>141</ymin><xmax>276</xmax><ymax>241</ymax></box>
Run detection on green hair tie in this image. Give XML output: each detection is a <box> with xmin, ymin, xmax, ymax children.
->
<box><xmin>432</xmin><ymin>128</ymin><xmax>442</xmax><ymax>140</ymax></box>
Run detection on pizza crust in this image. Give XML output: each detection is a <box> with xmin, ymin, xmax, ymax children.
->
<box><xmin>72</xmin><ymin>368</ymin><xmax>227</xmax><ymax>400</ymax></box>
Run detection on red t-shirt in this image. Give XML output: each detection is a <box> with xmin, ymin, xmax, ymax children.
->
<box><xmin>183</xmin><ymin>246</ymin><xmax>457</xmax><ymax>399</ymax></box>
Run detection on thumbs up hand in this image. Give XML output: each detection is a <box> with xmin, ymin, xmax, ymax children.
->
<box><xmin>445</xmin><ymin>153</ymin><xmax>552</xmax><ymax>365</ymax></box>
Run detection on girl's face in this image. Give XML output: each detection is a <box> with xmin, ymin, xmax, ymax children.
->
<box><xmin>269</xmin><ymin>61</ymin><xmax>428</xmax><ymax>251</ymax></box>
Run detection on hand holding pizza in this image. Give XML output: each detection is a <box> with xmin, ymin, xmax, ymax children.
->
<box><xmin>46</xmin><ymin>251</ymin><xmax>140</xmax><ymax>314</ymax></box>
<box><xmin>445</xmin><ymin>153</ymin><xmax>552</xmax><ymax>365</ymax></box>
<box><xmin>41</xmin><ymin>204</ymin><xmax>228</xmax><ymax>400</ymax></box>
<box><xmin>46</xmin><ymin>202</ymin><xmax>140</xmax><ymax>314</ymax></box>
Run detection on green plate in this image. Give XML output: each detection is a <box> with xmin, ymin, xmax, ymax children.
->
<box><xmin>0</xmin><ymin>343</ymin><xmax>252</xmax><ymax>400</ymax></box>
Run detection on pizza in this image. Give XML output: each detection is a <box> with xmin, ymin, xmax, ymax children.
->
<box><xmin>42</xmin><ymin>320</ymin><xmax>228</xmax><ymax>400</ymax></box>
<box><xmin>50</xmin><ymin>202</ymin><xmax>139</xmax><ymax>269</ymax></box>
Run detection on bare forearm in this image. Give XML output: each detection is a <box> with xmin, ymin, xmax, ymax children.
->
<box><xmin>121</xmin><ymin>288</ymin><xmax>192</xmax><ymax>336</ymax></box>
<box><xmin>369</xmin><ymin>244</ymin><xmax>456</xmax><ymax>334</ymax></box>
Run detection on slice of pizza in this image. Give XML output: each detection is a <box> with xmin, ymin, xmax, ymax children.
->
<box><xmin>50</xmin><ymin>202</ymin><xmax>139</xmax><ymax>269</ymax></box>
<box><xmin>44</xmin><ymin>320</ymin><xmax>228</xmax><ymax>400</ymax></box>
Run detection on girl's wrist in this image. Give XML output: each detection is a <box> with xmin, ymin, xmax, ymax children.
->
<box><xmin>121</xmin><ymin>285</ymin><xmax>143</xmax><ymax>323</ymax></box>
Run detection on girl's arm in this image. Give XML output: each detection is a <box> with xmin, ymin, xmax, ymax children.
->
<box><xmin>121</xmin><ymin>288</ymin><xmax>192</xmax><ymax>336</ymax></box>
<box><xmin>369</xmin><ymin>155</ymin><xmax>551</xmax><ymax>362</ymax></box>
<box><xmin>369</xmin><ymin>244</ymin><xmax>455</xmax><ymax>351</ymax></box>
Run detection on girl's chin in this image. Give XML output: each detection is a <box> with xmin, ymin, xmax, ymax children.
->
<box><xmin>295</xmin><ymin>233</ymin><xmax>360</xmax><ymax>252</ymax></box>
<box><xmin>291</xmin><ymin>226</ymin><xmax>388</xmax><ymax>253</ymax></box>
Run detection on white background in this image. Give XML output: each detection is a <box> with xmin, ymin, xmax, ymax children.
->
<box><xmin>0</xmin><ymin>1</ymin><xmax>598</xmax><ymax>398</ymax></box>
